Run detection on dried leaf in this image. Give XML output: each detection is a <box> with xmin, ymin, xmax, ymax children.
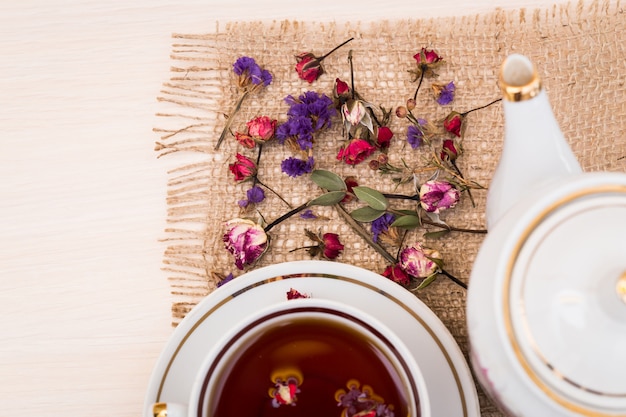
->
<box><xmin>352</xmin><ymin>186</ymin><xmax>388</xmax><ymax>210</ymax></box>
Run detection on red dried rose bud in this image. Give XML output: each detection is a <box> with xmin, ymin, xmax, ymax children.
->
<box><xmin>376</xmin><ymin>126</ymin><xmax>393</xmax><ymax>149</ymax></box>
<box><xmin>443</xmin><ymin>111</ymin><xmax>464</xmax><ymax>137</ymax></box>
<box><xmin>414</xmin><ymin>47</ymin><xmax>443</xmax><ymax>66</ymax></box>
<box><xmin>440</xmin><ymin>139</ymin><xmax>459</xmax><ymax>161</ymax></box>
<box><xmin>322</xmin><ymin>233</ymin><xmax>344</xmax><ymax>260</ymax></box>
<box><xmin>228</xmin><ymin>153</ymin><xmax>257</xmax><ymax>181</ymax></box>
<box><xmin>341</xmin><ymin>176</ymin><xmax>359</xmax><ymax>203</ymax></box>
<box><xmin>382</xmin><ymin>264</ymin><xmax>410</xmax><ymax>286</ymax></box>
<box><xmin>295</xmin><ymin>52</ymin><xmax>323</xmax><ymax>83</ymax></box>
<box><xmin>334</xmin><ymin>78</ymin><xmax>350</xmax><ymax>97</ymax></box>
<box><xmin>336</xmin><ymin>138</ymin><xmax>376</xmax><ymax>165</ymax></box>
<box><xmin>234</xmin><ymin>131</ymin><xmax>255</xmax><ymax>148</ymax></box>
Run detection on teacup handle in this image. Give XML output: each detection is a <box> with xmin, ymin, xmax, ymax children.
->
<box><xmin>152</xmin><ymin>402</ymin><xmax>188</xmax><ymax>417</ymax></box>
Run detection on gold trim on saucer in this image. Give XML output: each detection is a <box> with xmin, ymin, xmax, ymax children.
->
<box><xmin>503</xmin><ymin>185</ymin><xmax>626</xmax><ymax>416</ymax></box>
<box><xmin>155</xmin><ymin>273</ymin><xmax>469</xmax><ymax>417</ymax></box>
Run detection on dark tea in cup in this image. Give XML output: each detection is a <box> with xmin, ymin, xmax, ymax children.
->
<box><xmin>195</xmin><ymin>300</ymin><xmax>426</xmax><ymax>417</ymax></box>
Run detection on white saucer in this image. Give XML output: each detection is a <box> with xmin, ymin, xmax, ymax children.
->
<box><xmin>143</xmin><ymin>260</ymin><xmax>480</xmax><ymax>416</ymax></box>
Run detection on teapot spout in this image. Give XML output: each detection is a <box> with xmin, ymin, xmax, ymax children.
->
<box><xmin>486</xmin><ymin>54</ymin><xmax>582</xmax><ymax>229</ymax></box>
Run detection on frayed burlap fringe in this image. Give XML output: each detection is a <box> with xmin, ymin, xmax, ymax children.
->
<box><xmin>155</xmin><ymin>1</ymin><xmax>625</xmax><ymax>415</ymax></box>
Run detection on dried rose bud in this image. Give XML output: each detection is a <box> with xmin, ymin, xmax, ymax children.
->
<box><xmin>399</xmin><ymin>243</ymin><xmax>442</xmax><ymax>279</ymax></box>
<box><xmin>341</xmin><ymin>176</ymin><xmax>359</xmax><ymax>203</ymax></box>
<box><xmin>395</xmin><ymin>106</ymin><xmax>408</xmax><ymax>119</ymax></box>
<box><xmin>246</xmin><ymin>115</ymin><xmax>277</xmax><ymax>143</ymax></box>
<box><xmin>377</xmin><ymin>153</ymin><xmax>389</xmax><ymax>165</ymax></box>
<box><xmin>376</xmin><ymin>126</ymin><xmax>393</xmax><ymax>149</ymax></box>
<box><xmin>295</xmin><ymin>52</ymin><xmax>322</xmax><ymax>84</ymax></box>
<box><xmin>271</xmin><ymin>378</ymin><xmax>300</xmax><ymax>407</ymax></box>
<box><xmin>342</xmin><ymin>99</ymin><xmax>368</xmax><ymax>126</ymax></box>
<box><xmin>443</xmin><ymin>111</ymin><xmax>464</xmax><ymax>137</ymax></box>
<box><xmin>234</xmin><ymin>131</ymin><xmax>255</xmax><ymax>148</ymax></box>
<box><xmin>382</xmin><ymin>264</ymin><xmax>411</xmax><ymax>286</ymax></box>
<box><xmin>228</xmin><ymin>153</ymin><xmax>257</xmax><ymax>182</ymax></box>
<box><xmin>336</xmin><ymin>138</ymin><xmax>376</xmax><ymax>165</ymax></box>
<box><xmin>334</xmin><ymin>78</ymin><xmax>351</xmax><ymax>97</ymax></box>
<box><xmin>223</xmin><ymin>218</ymin><xmax>268</xmax><ymax>270</ymax></box>
<box><xmin>406</xmin><ymin>98</ymin><xmax>416</xmax><ymax>111</ymax></box>
<box><xmin>368</xmin><ymin>160</ymin><xmax>380</xmax><ymax>170</ymax></box>
<box><xmin>419</xmin><ymin>180</ymin><xmax>460</xmax><ymax>213</ymax></box>
<box><xmin>440</xmin><ymin>139</ymin><xmax>459</xmax><ymax>161</ymax></box>
<box><xmin>322</xmin><ymin>233</ymin><xmax>344</xmax><ymax>259</ymax></box>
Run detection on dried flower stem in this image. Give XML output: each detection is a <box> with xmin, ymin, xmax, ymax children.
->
<box><xmin>461</xmin><ymin>98</ymin><xmax>502</xmax><ymax>116</ymax></box>
<box><xmin>251</xmin><ymin>145</ymin><xmax>293</xmax><ymax>208</ymax></box>
<box><xmin>412</xmin><ymin>71</ymin><xmax>425</xmax><ymax>101</ymax></box>
<box><xmin>215</xmin><ymin>90</ymin><xmax>249</xmax><ymax>150</ymax></box>
<box><xmin>440</xmin><ymin>268</ymin><xmax>468</xmax><ymax>289</ymax></box>
<box><xmin>334</xmin><ymin>203</ymin><xmax>397</xmax><ymax>264</ymax></box>
<box><xmin>263</xmin><ymin>202</ymin><xmax>308</xmax><ymax>233</ymax></box>
<box><xmin>320</xmin><ymin>37</ymin><xmax>355</xmax><ymax>61</ymax></box>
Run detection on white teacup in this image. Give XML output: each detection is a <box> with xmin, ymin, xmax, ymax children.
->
<box><xmin>152</xmin><ymin>298</ymin><xmax>429</xmax><ymax>417</ymax></box>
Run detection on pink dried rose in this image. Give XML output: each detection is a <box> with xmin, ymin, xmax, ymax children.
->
<box><xmin>419</xmin><ymin>180</ymin><xmax>460</xmax><ymax>213</ymax></box>
<box><xmin>246</xmin><ymin>115</ymin><xmax>277</xmax><ymax>143</ymax></box>
<box><xmin>443</xmin><ymin>111</ymin><xmax>464</xmax><ymax>137</ymax></box>
<box><xmin>223</xmin><ymin>218</ymin><xmax>268</xmax><ymax>270</ymax></box>
<box><xmin>412</xmin><ymin>47</ymin><xmax>444</xmax><ymax>79</ymax></box>
<box><xmin>341</xmin><ymin>99</ymin><xmax>374</xmax><ymax>133</ymax></box>
<box><xmin>382</xmin><ymin>264</ymin><xmax>410</xmax><ymax>286</ymax></box>
<box><xmin>336</xmin><ymin>138</ymin><xmax>376</xmax><ymax>165</ymax></box>
<box><xmin>228</xmin><ymin>153</ymin><xmax>257</xmax><ymax>182</ymax></box>
<box><xmin>399</xmin><ymin>243</ymin><xmax>442</xmax><ymax>279</ymax></box>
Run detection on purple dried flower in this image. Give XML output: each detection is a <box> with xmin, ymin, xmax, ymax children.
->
<box><xmin>232</xmin><ymin>56</ymin><xmax>272</xmax><ymax>86</ymax></box>
<box><xmin>371</xmin><ymin>213</ymin><xmax>395</xmax><ymax>243</ymax></box>
<box><xmin>285</xmin><ymin>91</ymin><xmax>337</xmax><ymax>131</ymax></box>
<box><xmin>216</xmin><ymin>273</ymin><xmax>234</xmax><ymax>288</ymax></box>
<box><xmin>300</xmin><ymin>209</ymin><xmax>317</xmax><ymax>219</ymax></box>
<box><xmin>434</xmin><ymin>81</ymin><xmax>456</xmax><ymax>105</ymax></box>
<box><xmin>281</xmin><ymin>156</ymin><xmax>315</xmax><ymax>178</ymax></box>
<box><xmin>407</xmin><ymin>124</ymin><xmax>424</xmax><ymax>149</ymax></box>
<box><xmin>246</xmin><ymin>186</ymin><xmax>265</xmax><ymax>204</ymax></box>
<box><xmin>276</xmin><ymin>116</ymin><xmax>314</xmax><ymax>148</ymax></box>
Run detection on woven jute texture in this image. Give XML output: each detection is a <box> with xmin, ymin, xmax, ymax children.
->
<box><xmin>155</xmin><ymin>1</ymin><xmax>625</xmax><ymax>415</ymax></box>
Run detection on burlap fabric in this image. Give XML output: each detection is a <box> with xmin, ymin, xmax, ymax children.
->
<box><xmin>154</xmin><ymin>1</ymin><xmax>625</xmax><ymax>415</ymax></box>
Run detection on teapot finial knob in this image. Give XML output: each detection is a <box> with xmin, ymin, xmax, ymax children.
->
<box><xmin>499</xmin><ymin>54</ymin><xmax>542</xmax><ymax>102</ymax></box>
<box><xmin>485</xmin><ymin>54</ymin><xmax>582</xmax><ymax>229</ymax></box>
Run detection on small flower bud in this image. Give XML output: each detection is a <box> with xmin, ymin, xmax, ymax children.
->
<box><xmin>406</xmin><ymin>98</ymin><xmax>416</xmax><ymax>111</ymax></box>
<box><xmin>368</xmin><ymin>160</ymin><xmax>380</xmax><ymax>170</ymax></box>
<box><xmin>377</xmin><ymin>153</ymin><xmax>388</xmax><ymax>165</ymax></box>
<box><xmin>395</xmin><ymin>106</ymin><xmax>408</xmax><ymax>118</ymax></box>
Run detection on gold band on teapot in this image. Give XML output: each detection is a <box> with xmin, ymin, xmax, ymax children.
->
<box><xmin>152</xmin><ymin>402</ymin><xmax>168</xmax><ymax>417</ymax></box>
<box><xmin>499</xmin><ymin>54</ymin><xmax>542</xmax><ymax>102</ymax></box>
<box><xmin>503</xmin><ymin>185</ymin><xmax>626</xmax><ymax>417</ymax></box>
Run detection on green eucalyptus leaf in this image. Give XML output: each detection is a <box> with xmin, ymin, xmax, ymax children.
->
<box><xmin>423</xmin><ymin>229</ymin><xmax>451</xmax><ymax>239</ymax></box>
<box><xmin>308</xmin><ymin>191</ymin><xmax>346</xmax><ymax>206</ymax></box>
<box><xmin>352</xmin><ymin>186</ymin><xmax>388</xmax><ymax>210</ymax></box>
<box><xmin>310</xmin><ymin>170</ymin><xmax>347</xmax><ymax>191</ymax></box>
<box><xmin>350</xmin><ymin>206</ymin><xmax>386</xmax><ymax>223</ymax></box>
<box><xmin>415</xmin><ymin>273</ymin><xmax>438</xmax><ymax>290</ymax></box>
<box><xmin>390</xmin><ymin>215</ymin><xmax>421</xmax><ymax>229</ymax></box>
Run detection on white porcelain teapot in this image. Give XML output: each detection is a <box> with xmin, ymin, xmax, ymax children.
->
<box><xmin>467</xmin><ymin>54</ymin><xmax>626</xmax><ymax>416</ymax></box>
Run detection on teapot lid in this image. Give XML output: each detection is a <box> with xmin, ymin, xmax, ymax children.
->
<box><xmin>505</xmin><ymin>183</ymin><xmax>626</xmax><ymax>414</ymax></box>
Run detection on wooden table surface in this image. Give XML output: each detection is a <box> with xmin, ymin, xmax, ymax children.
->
<box><xmin>0</xmin><ymin>1</ymin><xmax>569</xmax><ymax>415</ymax></box>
